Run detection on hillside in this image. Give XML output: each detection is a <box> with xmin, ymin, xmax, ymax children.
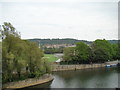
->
<box><xmin>28</xmin><ymin>38</ymin><xmax>92</xmax><ymax>45</ymax></box>
<box><xmin>28</xmin><ymin>38</ymin><xmax>119</xmax><ymax>45</ymax></box>
<box><xmin>107</xmin><ymin>40</ymin><xmax>119</xmax><ymax>44</ymax></box>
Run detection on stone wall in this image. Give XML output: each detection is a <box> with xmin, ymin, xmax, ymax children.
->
<box><xmin>3</xmin><ymin>74</ymin><xmax>54</xmax><ymax>89</ymax></box>
<box><xmin>52</xmin><ymin>64</ymin><xmax>106</xmax><ymax>71</ymax></box>
<box><xmin>105</xmin><ymin>61</ymin><xmax>119</xmax><ymax>65</ymax></box>
<box><xmin>52</xmin><ymin>61</ymin><xmax>119</xmax><ymax>71</ymax></box>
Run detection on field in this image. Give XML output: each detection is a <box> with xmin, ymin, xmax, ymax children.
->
<box><xmin>43</xmin><ymin>54</ymin><xmax>58</xmax><ymax>62</ymax></box>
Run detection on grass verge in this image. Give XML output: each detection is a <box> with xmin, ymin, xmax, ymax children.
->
<box><xmin>43</xmin><ymin>54</ymin><xmax>58</xmax><ymax>62</ymax></box>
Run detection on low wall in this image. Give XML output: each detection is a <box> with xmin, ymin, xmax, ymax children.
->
<box><xmin>52</xmin><ymin>61</ymin><xmax>119</xmax><ymax>72</ymax></box>
<box><xmin>52</xmin><ymin>64</ymin><xmax>106</xmax><ymax>71</ymax></box>
<box><xmin>105</xmin><ymin>61</ymin><xmax>119</xmax><ymax>65</ymax></box>
<box><xmin>3</xmin><ymin>74</ymin><xmax>54</xmax><ymax>89</ymax></box>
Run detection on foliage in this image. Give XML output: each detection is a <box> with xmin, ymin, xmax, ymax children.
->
<box><xmin>0</xmin><ymin>22</ymin><xmax>20</xmax><ymax>39</ymax></box>
<box><xmin>43</xmin><ymin>47</ymin><xmax>64</xmax><ymax>54</ymax></box>
<box><xmin>63</xmin><ymin>42</ymin><xmax>92</xmax><ymax>64</ymax></box>
<box><xmin>112</xmin><ymin>43</ymin><xmax>120</xmax><ymax>60</ymax></box>
<box><xmin>62</xmin><ymin>39</ymin><xmax>118</xmax><ymax>64</ymax></box>
<box><xmin>2</xmin><ymin>35</ymin><xmax>25</xmax><ymax>82</ymax></box>
<box><xmin>63</xmin><ymin>47</ymin><xmax>76</xmax><ymax>62</ymax></box>
<box><xmin>1</xmin><ymin>22</ymin><xmax>51</xmax><ymax>83</ymax></box>
<box><xmin>91</xmin><ymin>39</ymin><xmax>114</xmax><ymax>63</ymax></box>
<box><xmin>29</xmin><ymin>38</ymin><xmax>92</xmax><ymax>45</ymax></box>
<box><xmin>75</xmin><ymin>42</ymin><xmax>92</xmax><ymax>63</ymax></box>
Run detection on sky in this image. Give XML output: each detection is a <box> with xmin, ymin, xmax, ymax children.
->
<box><xmin>0</xmin><ymin>0</ymin><xmax>119</xmax><ymax>41</ymax></box>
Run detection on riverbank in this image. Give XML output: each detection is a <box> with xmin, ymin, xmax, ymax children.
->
<box><xmin>49</xmin><ymin>67</ymin><xmax>119</xmax><ymax>88</ymax></box>
<box><xmin>52</xmin><ymin>61</ymin><xmax>119</xmax><ymax>71</ymax></box>
<box><xmin>3</xmin><ymin>61</ymin><xmax>119</xmax><ymax>89</ymax></box>
<box><xmin>3</xmin><ymin>74</ymin><xmax>54</xmax><ymax>89</ymax></box>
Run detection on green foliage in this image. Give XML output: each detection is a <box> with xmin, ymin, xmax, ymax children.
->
<box><xmin>42</xmin><ymin>58</ymin><xmax>52</xmax><ymax>74</ymax></box>
<box><xmin>44</xmin><ymin>47</ymin><xmax>64</xmax><ymax>54</ymax></box>
<box><xmin>1</xmin><ymin>22</ymin><xmax>20</xmax><ymax>39</ymax></box>
<box><xmin>76</xmin><ymin>42</ymin><xmax>92</xmax><ymax>63</ymax></box>
<box><xmin>112</xmin><ymin>43</ymin><xmax>120</xmax><ymax>60</ymax></box>
<box><xmin>91</xmin><ymin>39</ymin><xmax>114</xmax><ymax>63</ymax></box>
<box><xmin>62</xmin><ymin>39</ymin><xmax>118</xmax><ymax>64</ymax></box>
<box><xmin>29</xmin><ymin>39</ymin><xmax>119</xmax><ymax>46</ymax></box>
<box><xmin>2</xmin><ymin>22</ymin><xmax>51</xmax><ymax>83</ymax></box>
<box><xmin>62</xmin><ymin>42</ymin><xmax>92</xmax><ymax>64</ymax></box>
<box><xmin>29</xmin><ymin>38</ymin><xmax>92</xmax><ymax>45</ymax></box>
<box><xmin>63</xmin><ymin>47</ymin><xmax>76</xmax><ymax>62</ymax></box>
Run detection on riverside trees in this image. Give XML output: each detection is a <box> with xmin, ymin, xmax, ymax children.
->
<box><xmin>91</xmin><ymin>39</ymin><xmax>114</xmax><ymax>63</ymax></box>
<box><xmin>62</xmin><ymin>39</ymin><xmax>118</xmax><ymax>64</ymax></box>
<box><xmin>112</xmin><ymin>43</ymin><xmax>120</xmax><ymax>60</ymax></box>
<box><xmin>1</xmin><ymin>22</ymin><xmax>51</xmax><ymax>83</ymax></box>
<box><xmin>75</xmin><ymin>42</ymin><xmax>92</xmax><ymax>64</ymax></box>
<box><xmin>63</xmin><ymin>47</ymin><xmax>76</xmax><ymax>64</ymax></box>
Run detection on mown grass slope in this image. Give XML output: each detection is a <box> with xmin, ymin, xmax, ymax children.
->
<box><xmin>43</xmin><ymin>54</ymin><xmax>58</xmax><ymax>62</ymax></box>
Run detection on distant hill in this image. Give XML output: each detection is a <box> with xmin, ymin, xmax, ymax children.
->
<box><xmin>28</xmin><ymin>38</ymin><xmax>92</xmax><ymax>45</ymax></box>
<box><xmin>28</xmin><ymin>38</ymin><xmax>119</xmax><ymax>45</ymax></box>
<box><xmin>107</xmin><ymin>40</ymin><xmax>119</xmax><ymax>44</ymax></box>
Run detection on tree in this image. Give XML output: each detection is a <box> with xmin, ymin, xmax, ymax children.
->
<box><xmin>112</xmin><ymin>43</ymin><xmax>120</xmax><ymax>60</ymax></box>
<box><xmin>63</xmin><ymin>47</ymin><xmax>76</xmax><ymax>63</ymax></box>
<box><xmin>91</xmin><ymin>39</ymin><xmax>114</xmax><ymax>63</ymax></box>
<box><xmin>2</xmin><ymin>34</ymin><xmax>26</xmax><ymax>81</ymax></box>
<box><xmin>2</xmin><ymin>22</ymin><xmax>51</xmax><ymax>83</ymax></box>
<box><xmin>1</xmin><ymin>22</ymin><xmax>20</xmax><ymax>39</ymax></box>
<box><xmin>75</xmin><ymin>42</ymin><xmax>92</xmax><ymax>64</ymax></box>
<box><xmin>1</xmin><ymin>22</ymin><xmax>22</xmax><ymax>82</ymax></box>
<box><xmin>25</xmin><ymin>41</ymin><xmax>44</xmax><ymax>77</ymax></box>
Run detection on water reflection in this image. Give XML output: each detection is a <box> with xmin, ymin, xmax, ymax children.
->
<box><xmin>30</xmin><ymin>67</ymin><xmax>119</xmax><ymax>88</ymax></box>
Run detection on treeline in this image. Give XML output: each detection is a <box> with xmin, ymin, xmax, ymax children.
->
<box><xmin>1</xmin><ymin>22</ymin><xmax>51</xmax><ymax>83</ymax></box>
<box><xmin>29</xmin><ymin>38</ymin><xmax>92</xmax><ymax>45</ymax></box>
<box><xmin>43</xmin><ymin>47</ymin><xmax>64</xmax><ymax>54</ymax></box>
<box><xmin>62</xmin><ymin>40</ymin><xmax>120</xmax><ymax>64</ymax></box>
<box><xmin>29</xmin><ymin>39</ymin><xmax>119</xmax><ymax>45</ymax></box>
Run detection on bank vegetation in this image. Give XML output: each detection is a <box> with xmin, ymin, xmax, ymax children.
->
<box><xmin>1</xmin><ymin>22</ymin><xmax>51</xmax><ymax>83</ymax></box>
<box><xmin>62</xmin><ymin>39</ymin><xmax>120</xmax><ymax>64</ymax></box>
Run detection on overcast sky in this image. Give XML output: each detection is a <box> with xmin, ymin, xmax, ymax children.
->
<box><xmin>0</xmin><ymin>0</ymin><xmax>119</xmax><ymax>41</ymax></box>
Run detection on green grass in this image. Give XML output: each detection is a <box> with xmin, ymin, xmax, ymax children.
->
<box><xmin>43</xmin><ymin>54</ymin><xmax>58</xmax><ymax>62</ymax></box>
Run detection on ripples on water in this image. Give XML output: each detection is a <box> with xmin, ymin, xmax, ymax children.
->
<box><xmin>27</xmin><ymin>67</ymin><xmax>120</xmax><ymax>88</ymax></box>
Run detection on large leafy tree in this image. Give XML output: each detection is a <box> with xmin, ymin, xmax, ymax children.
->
<box><xmin>112</xmin><ymin>43</ymin><xmax>120</xmax><ymax>60</ymax></box>
<box><xmin>91</xmin><ymin>39</ymin><xmax>114</xmax><ymax>63</ymax></box>
<box><xmin>25</xmin><ymin>41</ymin><xmax>44</xmax><ymax>77</ymax></box>
<box><xmin>1</xmin><ymin>22</ymin><xmax>20</xmax><ymax>39</ymax></box>
<box><xmin>63</xmin><ymin>47</ymin><xmax>76</xmax><ymax>62</ymax></box>
<box><xmin>1</xmin><ymin>22</ymin><xmax>51</xmax><ymax>83</ymax></box>
<box><xmin>2</xmin><ymin>35</ymin><xmax>26</xmax><ymax>81</ymax></box>
<box><xmin>75</xmin><ymin>42</ymin><xmax>92</xmax><ymax>64</ymax></box>
<box><xmin>1</xmin><ymin>22</ymin><xmax>22</xmax><ymax>82</ymax></box>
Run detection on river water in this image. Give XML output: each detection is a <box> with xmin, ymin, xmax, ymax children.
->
<box><xmin>30</xmin><ymin>67</ymin><xmax>120</xmax><ymax>88</ymax></box>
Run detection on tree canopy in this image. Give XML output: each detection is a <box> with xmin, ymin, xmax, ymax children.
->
<box><xmin>91</xmin><ymin>39</ymin><xmax>114</xmax><ymax>63</ymax></box>
<box><xmin>75</xmin><ymin>42</ymin><xmax>92</xmax><ymax>63</ymax></box>
<box><xmin>1</xmin><ymin>22</ymin><xmax>51</xmax><ymax>83</ymax></box>
<box><xmin>62</xmin><ymin>39</ymin><xmax>119</xmax><ymax>64</ymax></box>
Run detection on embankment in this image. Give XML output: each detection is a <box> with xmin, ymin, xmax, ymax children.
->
<box><xmin>52</xmin><ymin>61</ymin><xmax>119</xmax><ymax>71</ymax></box>
<box><xmin>52</xmin><ymin>64</ymin><xmax>105</xmax><ymax>71</ymax></box>
<box><xmin>3</xmin><ymin>74</ymin><xmax>54</xmax><ymax>89</ymax></box>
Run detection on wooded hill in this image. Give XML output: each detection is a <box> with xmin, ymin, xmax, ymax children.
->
<box><xmin>28</xmin><ymin>38</ymin><xmax>119</xmax><ymax>45</ymax></box>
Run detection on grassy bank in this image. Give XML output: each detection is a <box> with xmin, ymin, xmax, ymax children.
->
<box><xmin>43</xmin><ymin>54</ymin><xmax>58</xmax><ymax>62</ymax></box>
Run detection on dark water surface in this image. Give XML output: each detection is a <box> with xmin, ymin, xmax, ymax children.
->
<box><xmin>31</xmin><ymin>67</ymin><xmax>120</xmax><ymax>88</ymax></box>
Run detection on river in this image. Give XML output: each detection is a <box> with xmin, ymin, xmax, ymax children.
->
<box><xmin>28</xmin><ymin>67</ymin><xmax>120</xmax><ymax>88</ymax></box>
